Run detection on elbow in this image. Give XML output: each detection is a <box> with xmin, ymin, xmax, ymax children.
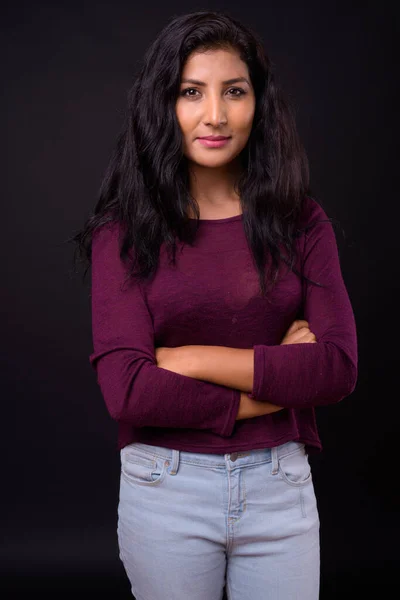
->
<box><xmin>104</xmin><ymin>387</ymin><xmax>146</xmax><ymax>426</ymax></box>
<box><xmin>100</xmin><ymin>387</ymin><xmax>137</xmax><ymax>424</ymax></box>
<box><xmin>337</xmin><ymin>344</ymin><xmax>358</xmax><ymax>396</ymax></box>
<box><xmin>339</xmin><ymin>359</ymin><xmax>358</xmax><ymax>399</ymax></box>
<box><xmin>108</xmin><ymin>371</ymin><xmax>152</xmax><ymax>426</ymax></box>
<box><xmin>325</xmin><ymin>352</ymin><xmax>358</xmax><ymax>405</ymax></box>
<box><xmin>346</xmin><ymin>360</ymin><xmax>358</xmax><ymax>395</ymax></box>
<box><xmin>107</xmin><ymin>399</ymin><xmax>130</xmax><ymax>423</ymax></box>
<box><xmin>96</xmin><ymin>356</ymin><xmax>150</xmax><ymax>426</ymax></box>
<box><xmin>308</xmin><ymin>344</ymin><xmax>358</xmax><ymax>407</ymax></box>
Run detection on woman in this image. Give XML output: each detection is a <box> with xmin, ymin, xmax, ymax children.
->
<box><xmin>72</xmin><ymin>9</ymin><xmax>357</xmax><ymax>600</ymax></box>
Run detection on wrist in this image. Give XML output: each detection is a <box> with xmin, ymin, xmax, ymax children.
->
<box><xmin>237</xmin><ymin>392</ymin><xmax>262</xmax><ymax>420</ymax></box>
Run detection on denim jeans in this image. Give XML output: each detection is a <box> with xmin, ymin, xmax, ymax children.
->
<box><xmin>117</xmin><ymin>440</ymin><xmax>320</xmax><ymax>599</ymax></box>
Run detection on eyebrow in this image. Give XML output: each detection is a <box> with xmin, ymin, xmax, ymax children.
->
<box><xmin>180</xmin><ymin>77</ymin><xmax>250</xmax><ymax>86</ymax></box>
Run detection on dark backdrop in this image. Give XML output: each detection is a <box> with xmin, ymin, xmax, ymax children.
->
<box><xmin>1</xmin><ymin>1</ymin><xmax>398</xmax><ymax>597</ymax></box>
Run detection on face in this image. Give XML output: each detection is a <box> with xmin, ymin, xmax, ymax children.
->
<box><xmin>175</xmin><ymin>47</ymin><xmax>256</xmax><ymax>170</ymax></box>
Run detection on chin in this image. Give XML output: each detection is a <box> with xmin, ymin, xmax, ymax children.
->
<box><xmin>194</xmin><ymin>158</ymin><xmax>234</xmax><ymax>168</ymax></box>
<box><xmin>193</xmin><ymin>150</ymin><xmax>238</xmax><ymax>163</ymax></box>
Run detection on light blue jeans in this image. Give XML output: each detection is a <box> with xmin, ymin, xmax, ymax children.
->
<box><xmin>117</xmin><ymin>440</ymin><xmax>320</xmax><ymax>599</ymax></box>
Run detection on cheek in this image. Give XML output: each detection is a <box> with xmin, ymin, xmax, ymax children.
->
<box><xmin>176</xmin><ymin>104</ymin><xmax>195</xmax><ymax>134</ymax></box>
<box><xmin>242</xmin><ymin>108</ymin><xmax>256</xmax><ymax>130</ymax></box>
<box><xmin>232</xmin><ymin>104</ymin><xmax>255</xmax><ymax>133</ymax></box>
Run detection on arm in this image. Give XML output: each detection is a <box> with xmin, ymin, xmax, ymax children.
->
<box><xmin>156</xmin><ymin>345</ymin><xmax>254</xmax><ymax>393</ymax></box>
<box><xmin>89</xmin><ymin>221</ymin><xmax>240</xmax><ymax>436</ymax></box>
<box><xmin>250</xmin><ymin>204</ymin><xmax>358</xmax><ymax>408</ymax></box>
<box><xmin>165</xmin><ymin>203</ymin><xmax>357</xmax><ymax>409</ymax></box>
<box><xmin>155</xmin><ymin>346</ymin><xmax>284</xmax><ymax>419</ymax></box>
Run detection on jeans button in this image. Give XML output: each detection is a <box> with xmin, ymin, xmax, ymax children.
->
<box><xmin>230</xmin><ymin>452</ymin><xmax>238</xmax><ymax>462</ymax></box>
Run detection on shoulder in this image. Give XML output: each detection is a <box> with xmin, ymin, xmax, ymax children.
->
<box><xmin>296</xmin><ymin>196</ymin><xmax>343</xmax><ymax>263</ymax></box>
<box><xmin>90</xmin><ymin>218</ymin><xmax>134</xmax><ymax>277</ymax></box>
<box><xmin>297</xmin><ymin>195</ymin><xmax>331</xmax><ymax>232</ymax></box>
<box><xmin>91</xmin><ymin>217</ymin><xmax>129</xmax><ymax>255</ymax></box>
<box><xmin>296</xmin><ymin>196</ymin><xmax>340</xmax><ymax>259</ymax></box>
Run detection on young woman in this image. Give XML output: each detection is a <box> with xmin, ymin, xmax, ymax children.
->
<box><xmin>73</xmin><ymin>9</ymin><xmax>357</xmax><ymax>600</ymax></box>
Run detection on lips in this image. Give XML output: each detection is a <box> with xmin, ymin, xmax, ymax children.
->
<box><xmin>196</xmin><ymin>136</ymin><xmax>231</xmax><ymax>148</ymax></box>
<box><xmin>197</xmin><ymin>136</ymin><xmax>231</xmax><ymax>141</ymax></box>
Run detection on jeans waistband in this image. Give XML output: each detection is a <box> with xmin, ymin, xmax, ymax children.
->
<box><xmin>122</xmin><ymin>440</ymin><xmax>305</xmax><ymax>476</ymax></box>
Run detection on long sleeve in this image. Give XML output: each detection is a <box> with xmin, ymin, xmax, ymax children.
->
<box><xmin>89</xmin><ymin>221</ymin><xmax>240</xmax><ymax>436</ymax></box>
<box><xmin>252</xmin><ymin>201</ymin><xmax>358</xmax><ymax>408</ymax></box>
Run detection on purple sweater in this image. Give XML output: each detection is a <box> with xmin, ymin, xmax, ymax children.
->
<box><xmin>89</xmin><ymin>195</ymin><xmax>357</xmax><ymax>454</ymax></box>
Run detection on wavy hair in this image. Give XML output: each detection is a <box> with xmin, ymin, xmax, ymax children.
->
<box><xmin>70</xmin><ymin>9</ymin><xmax>325</xmax><ymax>297</ymax></box>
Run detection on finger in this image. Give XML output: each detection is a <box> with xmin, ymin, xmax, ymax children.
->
<box><xmin>297</xmin><ymin>331</ymin><xmax>317</xmax><ymax>343</ymax></box>
<box><xmin>286</xmin><ymin>320</ymin><xmax>309</xmax><ymax>335</ymax></box>
<box><xmin>286</xmin><ymin>326</ymin><xmax>311</xmax><ymax>342</ymax></box>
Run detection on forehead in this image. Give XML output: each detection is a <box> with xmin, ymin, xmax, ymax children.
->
<box><xmin>181</xmin><ymin>47</ymin><xmax>247</xmax><ymax>75</ymax></box>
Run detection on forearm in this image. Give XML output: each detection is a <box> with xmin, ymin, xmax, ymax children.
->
<box><xmin>188</xmin><ymin>345</ymin><xmax>254</xmax><ymax>393</ymax></box>
<box><xmin>156</xmin><ymin>346</ymin><xmax>283</xmax><ymax>419</ymax></box>
<box><xmin>236</xmin><ymin>391</ymin><xmax>283</xmax><ymax>419</ymax></box>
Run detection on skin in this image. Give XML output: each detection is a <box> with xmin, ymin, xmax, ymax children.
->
<box><xmin>175</xmin><ymin>46</ymin><xmax>256</xmax><ymax>218</ymax></box>
<box><xmin>156</xmin><ymin>321</ymin><xmax>317</xmax><ymax>420</ymax></box>
<box><xmin>156</xmin><ymin>48</ymin><xmax>317</xmax><ymax>419</ymax></box>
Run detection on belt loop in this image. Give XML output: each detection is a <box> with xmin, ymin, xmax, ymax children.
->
<box><xmin>271</xmin><ymin>446</ymin><xmax>279</xmax><ymax>475</ymax></box>
<box><xmin>168</xmin><ymin>449</ymin><xmax>180</xmax><ymax>475</ymax></box>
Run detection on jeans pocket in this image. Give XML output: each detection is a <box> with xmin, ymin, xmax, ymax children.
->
<box><xmin>121</xmin><ymin>446</ymin><xmax>167</xmax><ymax>486</ymax></box>
<box><xmin>278</xmin><ymin>447</ymin><xmax>312</xmax><ymax>487</ymax></box>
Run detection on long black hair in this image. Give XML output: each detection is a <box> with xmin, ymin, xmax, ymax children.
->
<box><xmin>70</xmin><ymin>9</ymin><xmax>325</xmax><ymax>297</ymax></box>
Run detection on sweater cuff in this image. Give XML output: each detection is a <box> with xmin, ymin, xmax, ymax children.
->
<box><xmin>220</xmin><ymin>389</ymin><xmax>241</xmax><ymax>436</ymax></box>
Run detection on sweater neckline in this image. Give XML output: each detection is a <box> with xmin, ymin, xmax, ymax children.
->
<box><xmin>188</xmin><ymin>213</ymin><xmax>243</xmax><ymax>224</ymax></box>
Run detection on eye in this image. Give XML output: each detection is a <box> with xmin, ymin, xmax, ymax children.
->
<box><xmin>180</xmin><ymin>87</ymin><xmax>200</xmax><ymax>97</ymax></box>
<box><xmin>180</xmin><ymin>87</ymin><xmax>247</xmax><ymax>98</ymax></box>
<box><xmin>227</xmin><ymin>87</ymin><xmax>246</xmax><ymax>96</ymax></box>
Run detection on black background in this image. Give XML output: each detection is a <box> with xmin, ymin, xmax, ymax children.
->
<box><xmin>1</xmin><ymin>1</ymin><xmax>398</xmax><ymax>597</ymax></box>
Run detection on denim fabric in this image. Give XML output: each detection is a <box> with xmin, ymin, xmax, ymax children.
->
<box><xmin>117</xmin><ymin>440</ymin><xmax>320</xmax><ymax>599</ymax></box>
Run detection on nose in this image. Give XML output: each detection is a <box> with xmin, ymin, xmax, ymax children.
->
<box><xmin>203</xmin><ymin>92</ymin><xmax>227</xmax><ymax>126</ymax></box>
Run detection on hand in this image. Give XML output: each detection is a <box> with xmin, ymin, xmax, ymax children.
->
<box><xmin>280</xmin><ymin>319</ymin><xmax>317</xmax><ymax>345</ymax></box>
<box><xmin>236</xmin><ymin>392</ymin><xmax>284</xmax><ymax>420</ymax></box>
<box><xmin>155</xmin><ymin>346</ymin><xmax>195</xmax><ymax>377</ymax></box>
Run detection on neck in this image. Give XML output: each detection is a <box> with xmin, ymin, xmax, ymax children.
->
<box><xmin>187</xmin><ymin>159</ymin><xmax>242</xmax><ymax>208</ymax></box>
